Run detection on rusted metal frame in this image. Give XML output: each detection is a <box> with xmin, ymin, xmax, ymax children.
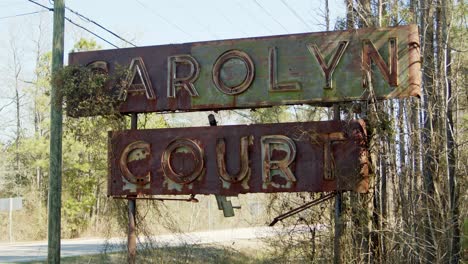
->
<box><xmin>114</xmin><ymin>194</ymin><xmax>199</xmax><ymax>202</ymax></box>
<box><xmin>269</xmin><ymin>192</ymin><xmax>336</xmax><ymax>226</ymax></box>
<box><xmin>127</xmin><ymin>113</ymin><xmax>137</xmax><ymax>264</ymax></box>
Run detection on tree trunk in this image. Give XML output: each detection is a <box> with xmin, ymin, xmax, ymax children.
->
<box><xmin>345</xmin><ymin>0</ymin><xmax>354</xmax><ymax>29</ymax></box>
<box><xmin>10</xmin><ymin>37</ymin><xmax>22</xmax><ymax>188</ymax></box>
<box><xmin>421</xmin><ymin>0</ymin><xmax>437</xmax><ymax>261</ymax></box>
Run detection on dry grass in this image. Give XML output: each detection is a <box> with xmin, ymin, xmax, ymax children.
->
<box><xmin>20</xmin><ymin>241</ymin><xmax>282</xmax><ymax>264</ymax></box>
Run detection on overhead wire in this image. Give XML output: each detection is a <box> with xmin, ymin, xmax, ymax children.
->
<box><xmin>233</xmin><ymin>0</ymin><xmax>274</xmax><ymax>34</ymax></box>
<box><xmin>279</xmin><ymin>0</ymin><xmax>313</xmax><ymax>31</ymax></box>
<box><xmin>25</xmin><ymin>0</ymin><xmax>309</xmax><ymax>50</ymax></box>
<box><xmin>134</xmin><ymin>0</ymin><xmax>194</xmax><ymax>38</ymax></box>
<box><xmin>65</xmin><ymin>17</ymin><xmax>119</xmax><ymax>48</ymax></box>
<box><xmin>211</xmin><ymin>1</ymin><xmax>249</xmax><ymax>37</ymax></box>
<box><xmin>64</xmin><ymin>6</ymin><xmax>137</xmax><ymax>47</ymax></box>
<box><xmin>25</xmin><ymin>0</ymin><xmax>122</xmax><ymax>49</ymax></box>
<box><xmin>251</xmin><ymin>0</ymin><xmax>290</xmax><ymax>33</ymax></box>
<box><xmin>27</xmin><ymin>0</ymin><xmax>52</xmax><ymax>11</ymax></box>
<box><xmin>0</xmin><ymin>10</ymin><xmax>48</xmax><ymax>20</ymax></box>
<box><xmin>171</xmin><ymin>0</ymin><xmax>220</xmax><ymax>39</ymax></box>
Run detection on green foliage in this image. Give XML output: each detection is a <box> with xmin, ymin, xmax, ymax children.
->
<box><xmin>60</xmin><ymin>115</ymin><xmax>127</xmax><ymax>237</ymax></box>
<box><xmin>62</xmin><ymin>198</ymin><xmax>93</xmax><ymax>238</ymax></box>
<box><xmin>72</xmin><ymin>38</ymin><xmax>100</xmax><ymax>53</ymax></box>
<box><xmin>55</xmin><ymin>65</ymin><xmax>125</xmax><ymax>117</ymax></box>
<box><xmin>249</xmin><ymin>106</ymin><xmax>289</xmax><ymax>124</ymax></box>
<box><xmin>0</xmin><ymin>37</ymin><xmax>136</xmax><ymax>240</ymax></box>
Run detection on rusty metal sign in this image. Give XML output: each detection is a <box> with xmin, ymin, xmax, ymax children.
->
<box><xmin>69</xmin><ymin>25</ymin><xmax>420</xmax><ymax>116</ymax></box>
<box><xmin>108</xmin><ymin>120</ymin><xmax>369</xmax><ymax>196</ymax></box>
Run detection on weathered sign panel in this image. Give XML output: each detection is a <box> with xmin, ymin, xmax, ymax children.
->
<box><xmin>108</xmin><ymin>120</ymin><xmax>369</xmax><ymax>196</ymax></box>
<box><xmin>69</xmin><ymin>25</ymin><xmax>420</xmax><ymax>116</ymax></box>
<box><xmin>0</xmin><ymin>197</ymin><xmax>22</xmax><ymax>211</ymax></box>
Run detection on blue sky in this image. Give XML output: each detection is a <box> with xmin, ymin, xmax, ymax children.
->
<box><xmin>0</xmin><ymin>0</ymin><xmax>345</xmax><ymax>141</ymax></box>
<box><xmin>1</xmin><ymin>0</ymin><xmax>345</xmax><ymax>50</ymax></box>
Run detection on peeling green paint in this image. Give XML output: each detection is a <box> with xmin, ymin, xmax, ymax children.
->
<box><xmin>69</xmin><ymin>25</ymin><xmax>420</xmax><ymax>116</ymax></box>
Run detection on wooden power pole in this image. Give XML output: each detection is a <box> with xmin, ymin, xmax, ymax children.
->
<box><xmin>47</xmin><ymin>0</ymin><xmax>65</xmax><ymax>262</ymax></box>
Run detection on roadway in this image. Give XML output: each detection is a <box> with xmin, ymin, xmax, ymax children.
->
<box><xmin>0</xmin><ymin>226</ymin><xmax>293</xmax><ymax>263</ymax></box>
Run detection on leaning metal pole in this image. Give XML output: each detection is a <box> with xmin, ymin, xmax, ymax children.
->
<box><xmin>333</xmin><ymin>105</ymin><xmax>343</xmax><ymax>264</ymax></box>
<box><xmin>128</xmin><ymin>113</ymin><xmax>138</xmax><ymax>264</ymax></box>
<box><xmin>47</xmin><ymin>0</ymin><xmax>65</xmax><ymax>263</ymax></box>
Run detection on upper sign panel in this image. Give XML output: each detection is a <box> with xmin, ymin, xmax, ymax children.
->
<box><xmin>69</xmin><ymin>25</ymin><xmax>420</xmax><ymax>115</ymax></box>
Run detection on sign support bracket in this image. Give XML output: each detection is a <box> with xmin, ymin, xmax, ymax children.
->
<box><xmin>269</xmin><ymin>192</ymin><xmax>336</xmax><ymax>226</ymax></box>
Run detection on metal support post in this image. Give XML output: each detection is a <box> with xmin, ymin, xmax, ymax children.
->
<box><xmin>128</xmin><ymin>113</ymin><xmax>138</xmax><ymax>264</ymax></box>
<box><xmin>333</xmin><ymin>105</ymin><xmax>343</xmax><ymax>264</ymax></box>
<box><xmin>9</xmin><ymin>198</ymin><xmax>12</xmax><ymax>243</ymax></box>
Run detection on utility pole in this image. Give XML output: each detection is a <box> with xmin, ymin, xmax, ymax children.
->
<box><xmin>47</xmin><ymin>0</ymin><xmax>65</xmax><ymax>263</ymax></box>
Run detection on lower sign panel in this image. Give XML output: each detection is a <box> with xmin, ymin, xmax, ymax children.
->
<box><xmin>108</xmin><ymin>120</ymin><xmax>369</xmax><ymax>196</ymax></box>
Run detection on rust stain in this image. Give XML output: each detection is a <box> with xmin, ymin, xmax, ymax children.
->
<box><xmin>161</xmin><ymin>138</ymin><xmax>204</xmax><ymax>185</ymax></box>
<box><xmin>170</xmin><ymin>152</ymin><xmax>197</xmax><ymax>177</ymax></box>
<box><xmin>119</xmin><ymin>141</ymin><xmax>151</xmax><ymax>185</ymax></box>
<box><xmin>271</xmin><ymin>174</ymin><xmax>288</xmax><ymax>186</ymax></box>
<box><xmin>216</xmin><ymin>136</ymin><xmax>252</xmax><ymax>183</ymax></box>
<box><xmin>127</xmin><ymin>158</ymin><xmax>150</xmax><ymax>178</ymax></box>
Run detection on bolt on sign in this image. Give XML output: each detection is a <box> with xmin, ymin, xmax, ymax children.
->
<box><xmin>108</xmin><ymin>120</ymin><xmax>369</xmax><ymax>196</ymax></box>
<box><xmin>68</xmin><ymin>25</ymin><xmax>420</xmax><ymax>116</ymax></box>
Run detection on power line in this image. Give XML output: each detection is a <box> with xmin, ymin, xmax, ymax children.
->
<box><xmin>65</xmin><ymin>17</ymin><xmax>119</xmax><ymax>48</ymax></box>
<box><xmin>279</xmin><ymin>0</ymin><xmax>313</xmax><ymax>31</ymax></box>
<box><xmin>27</xmin><ymin>0</ymin><xmax>53</xmax><ymax>11</ymax></box>
<box><xmin>172</xmin><ymin>0</ymin><xmax>220</xmax><ymax>39</ymax></box>
<box><xmin>0</xmin><ymin>10</ymin><xmax>48</xmax><ymax>20</ymax></box>
<box><xmin>211</xmin><ymin>2</ymin><xmax>249</xmax><ymax>37</ymax></box>
<box><xmin>25</xmin><ymin>0</ymin><xmax>120</xmax><ymax>49</ymax></box>
<box><xmin>233</xmin><ymin>0</ymin><xmax>274</xmax><ymax>34</ymax></box>
<box><xmin>251</xmin><ymin>0</ymin><xmax>290</xmax><ymax>33</ymax></box>
<box><xmin>134</xmin><ymin>0</ymin><xmax>194</xmax><ymax>38</ymax></box>
<box><xmin>64</xmin><ymin>6</ymin><xmax>137</xmax><ymax>47</ymax></box>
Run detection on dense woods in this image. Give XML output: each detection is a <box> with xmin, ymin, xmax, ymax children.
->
<box><xmin>262</xmin><ymin>0</ymin><xmax>466</xmax><ymax>263</ymax></box>
<box><xmin>0</xmin><ymin>0</ymin><xmax>465</xmax><ymax>263</ymax></box>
